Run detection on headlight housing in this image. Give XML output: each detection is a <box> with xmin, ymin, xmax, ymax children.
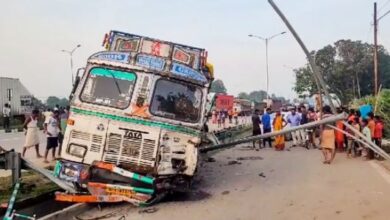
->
<box><xmin>67</xmin><ymin>144</ymin><xmax>87</xmax><ymax>158</ymax></box>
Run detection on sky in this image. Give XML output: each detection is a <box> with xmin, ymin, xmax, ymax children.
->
<box><xmin>1</xmin><ymin>0</ymin><xmax>390</xmax><ymax>101</ymax></box>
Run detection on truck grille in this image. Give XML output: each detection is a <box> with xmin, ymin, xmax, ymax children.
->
<box><xmin>70</xmin><ymin>130</ymin><xmax>103</xmax><ymax>154</ymax></box>
<box><xmin>104</xmin><ymin>132</ymin><xmax>158</xmax><ymax>170</ymax></box>
<box><xmin>71</xmin><ymin>130</ymin><xmax>90</xmax><ymax>141</ymax></box>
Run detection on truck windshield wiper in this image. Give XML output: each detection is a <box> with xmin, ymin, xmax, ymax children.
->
<box><xmin>105</xmin><ymin>68</ymin><xmax>122</xmax><ymax>95</ymax></box>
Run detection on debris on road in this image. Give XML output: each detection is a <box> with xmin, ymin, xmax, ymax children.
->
<box><xmin>221</xmin><ymin>190</ymin><xmax>230</xmax><ymax>195</ymax></box>
<box><xmin>139</xmin><ymin>207</ymin><xmax>159</xmax><ymax>214</ymax></box>
<box><xmin>227</xmin><ymin>160</ymin><xmax>242</xmax><ymax>165</ymax></box>
<box><xmin>237</xmin><ymin>156</ymin><xmax>263</xmax><ymax>161</ymax></box>
<box><xmin>258</xmin><ymin>172</ymin><xmax>266</xmax><ymax>178</ymax></box>
<box><xmin>206</xmin><ymin>157</ymin><xmax>216</xmax><ymax>162</ymax></box>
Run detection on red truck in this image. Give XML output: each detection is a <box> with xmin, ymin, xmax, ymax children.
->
<box><xmin>215</xmin><ymin>95</ymin><xmax>234</xmax><ymax>111</ymax></box>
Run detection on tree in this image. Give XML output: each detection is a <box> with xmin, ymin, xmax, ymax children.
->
<box><xmin>294</xmin><ymin>40</ymin><xmax>390</xmax><ymax>105</ymax></box>
<box><xmin>46</xmin><ymin>96</ymin><xmax>69</xmax><ymax>109</ymax></box>
<box><xmin>210</xmin><ymin>79</ymin><xmax>227</xmax><ymax>94</ymax></box>
<box><xmin>238</xmin><ymin>92</ymin><xmax>250</xmax><ymax>99</ymax></box>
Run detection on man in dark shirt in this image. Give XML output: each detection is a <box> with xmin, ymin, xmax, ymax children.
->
<box><xmin>300</xmin><ymin>106</ymin><xmax>309</xmax><ymax>149</ymax></box>
<box><xmin>252</xmin><ymin>109</ymin><xmax>262</xmax><ymax>150</ymax></box>
<box><xmin>262</xmin><ymin>108</ymin><xmax>272</xmax><ymax>148</ymax></box>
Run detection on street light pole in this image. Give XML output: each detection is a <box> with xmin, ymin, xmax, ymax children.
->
<box><xmin>249</xmin><ymin>32</ymin><xmax>286</xmax><ymax>106</ymax></box>
<box><xmin>373</xmin><ymin>2</ymin><xmax>390</xmax><ymax>95</ymax></box>
<box><xmin>61</xmin><ymin>44</ymin><xmax>81</xmax><ymax>85</ymax></box>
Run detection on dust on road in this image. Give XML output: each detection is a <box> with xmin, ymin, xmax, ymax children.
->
<box><xmin>76</xmin><ymin>144</ymin><xmax>390</xmax><ymax>220</ymax></box>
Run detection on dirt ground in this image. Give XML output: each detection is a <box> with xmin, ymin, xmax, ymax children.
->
<box><xmin>76</xmin><ymin>144</ymin><xmax>390</xmax><ymax>220</ymax></box>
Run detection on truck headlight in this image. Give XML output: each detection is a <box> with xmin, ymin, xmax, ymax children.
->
<box><xmin>67</xmin><ymin>144</ymin><xmax>87</xmax><ymax>158</ymax></box>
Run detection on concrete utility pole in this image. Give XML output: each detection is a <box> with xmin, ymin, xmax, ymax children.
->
<box><xmin>61</xmin><ymin>44</ymin><xmax>81</xmax><ymax>85</ymax></box>
<box><xmin>374</xmin><ymin>2</ymin><xmax>378</xmax><ymax>95</ymax></box>
<box><xmin>248</xmin><ymin>32</ymin><xmax>286</xmax><ymax>106</ymax></box>
<box><xmin>373</xmin><ymin>2</ymin><xmax>390</xmax><ymax>95</ymax></box>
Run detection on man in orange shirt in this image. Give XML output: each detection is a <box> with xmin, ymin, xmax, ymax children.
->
<box><xmin>367</xmin><ymin>112</ymin><xmax>376</xmax><ymax>159</ymax></box>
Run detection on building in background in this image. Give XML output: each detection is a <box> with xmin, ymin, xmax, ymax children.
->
<box><xmin>233</xmin><ymin>98</ymin><xmax>252</xmax><ymax>116</ymax></box>
<box><xmin>0</xmin><ymin>77</ymin><xmax>33</xmax><ymax>117</ymax></box>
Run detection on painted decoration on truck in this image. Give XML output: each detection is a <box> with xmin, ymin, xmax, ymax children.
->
<box><xmin>171</xmin><ymin>62</ymin><xmax>207</xmax><ymax>83</ymax></box>
<box><xmin>141</xmin><ymin>40</ymin><xmax>171</xmax><ymax>57</ymax></box>
<box><xmin>172</xmin><ymin>47</ymin><xmax>191</xmax><ymax>65</ymax></box>
<box><xmin>172</xmin><ymin>46</ymin><xmax>201</xmax><ymax>69</ymax></box>
<box><xmin>91</xmin><ymin>51</ymin><xmax>130</xmax><ymax>63</ymax></box>
<box><xmin>114</xmin><ymin>38</ymin><xmax>140</xmax><ymax>52</ymax></box>
<box><xmin>136</xmin><ymin>54</ymin><xmax>166</xmax><ymax>71</ymax></box>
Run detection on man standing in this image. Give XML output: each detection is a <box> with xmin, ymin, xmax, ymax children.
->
<box><xmin>44</xmin><ymin>110</ymin><xmax>61</xmax><ymax>163</ymax></box>
<box><xmin>233</xmin><ymin>108</ymin><xmax>239</xmax><ymax>125</ymax></box>
<box><xmin>2</xmin><ymin>104</ymin><xmax>11</xmax><ymax>130</ymax></box>
<box><xmin>252</xmin><ymin>109</ymin><xmax>262</xmax><ymax>150</ymax></box>
<box><xmin>262</xmin><ymin>108</ymin><xmax>272</xmax><ymax>148</ymax></box>
<box><xmin>299</xmin><ymin>106</ymin><xmax>309</xmax><ymax>149</ymax></box>
<box><xmin>287</xmin><ymin>108</ymin><xmax>302</xmax><ymax>148</ymax></box>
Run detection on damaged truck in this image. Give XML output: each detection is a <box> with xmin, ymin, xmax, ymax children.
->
<box><xmin>53</xmin><ymin>30</ymin><xmax>214</xmax><ymax>205</ymax></box>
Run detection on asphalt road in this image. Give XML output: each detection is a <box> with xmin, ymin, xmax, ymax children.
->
<box><xmin>77</xmin><ymin>144</ymin><xmax>390</xmax><ymax>220</ymax></box>
<box><xmin>2</xmin><ymin>133</ymin><xmax>390</xmax><ymax>219</ymax></box>
<box><xmin>0</xmin><ymin>132</ymin><xmax>52</xmax><ymax>176</ymax></box>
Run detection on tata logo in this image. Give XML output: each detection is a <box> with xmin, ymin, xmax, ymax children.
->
<box><xmin>97</xmin><ymin>123</ymin><xmax>105</xmax><ymax>131</ymax></box>
<box><xmin>119</xmin><ymin>128</ymin><xmax>148</xmax><ymax>140</ymax></box>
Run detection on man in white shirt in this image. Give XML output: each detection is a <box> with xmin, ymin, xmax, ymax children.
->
<box><xmin>2</xmin><ymin>104</ymin><xmax>11</xmax><ymax>130</ymax></box>
<box><xmin>44</xmin><ymin>110</ymin><xmax>61</xmax><ymax>163</ymax></box>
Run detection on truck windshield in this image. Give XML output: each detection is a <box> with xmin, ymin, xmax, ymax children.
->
<box><xmin>150</xmin><ymin>79</ymin><xmax>202</xmax><ymax>123</ymax></box>
<box><xmin>80</xmin><ymin>67</ymin><xmax>136</xmax><ymax>109</ymax></box>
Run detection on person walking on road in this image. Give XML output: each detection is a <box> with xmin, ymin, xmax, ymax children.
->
<box><xmin>262</xmin><ymin>108</ymin><xmax>272</xmax><ymax>148</ymax></box>
<box><xmin>22</xmin><ymin>109</ymin><xmax>42</xmax><ymax>158</ymax></box>
<box><xmin>320</xmin><ymin>105</ymin><xmax>336</xmax><ymax>164</ymax></box>
<box><xmin>273</xmin><ymin>110</ymin><xmax>286</xmax><ymax>151</ymax></box>
<box><xmin>287</xmin><ymin>108</ymin><xmax>302</xmax><ymax>148</ymax></box>
<box><xmin>2</xmin><ymin>103</ymin><xmax>11</xmax><ymax>130</ymax></box>
<box><xmin>44</xmin><ymin>110</ymin><xmax>61</xmax><ymax>163</ymax></box>
<box><xmin>252</xmin><ymin>109</ymin><xmax>262</xmax><ymax>150</ymax></box>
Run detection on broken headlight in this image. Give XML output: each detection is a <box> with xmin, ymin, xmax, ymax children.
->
<box><xmin>67</xmin><ymin>144</ymin><xmax>87</xmax><ymax>158</ymax></box>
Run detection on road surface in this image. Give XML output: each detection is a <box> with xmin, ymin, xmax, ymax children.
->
<box><xmin>0</xmin><ymin>132</ymin><xmax>53</xmax><ymax>176</ymax></box>
<box><xmin>2</xmin><ymin>132</ymin><xmax>390</xmax><ymax>219</ymax></box>
<box><xmin>72</xmin><ymin>143</ymin><xmax>390</xmax><ymax>220</ymax></box>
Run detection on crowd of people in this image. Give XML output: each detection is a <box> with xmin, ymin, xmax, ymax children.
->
<box><xmin>251</xmin><ymin>105</ymin><xmax>385</xmax><ymax>165</ymax></box>
<box><xmin>22</xmin><ymin>105</ymin><xmax>70</xmax><ymax>163</ymax></box>
<box><xmin>210</xmin><ymin>108</ymin><xmax>245</xmax><ymax>128</ymax></box>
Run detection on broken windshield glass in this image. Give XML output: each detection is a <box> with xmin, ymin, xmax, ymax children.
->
<box><xmin>150</xmin><ymin>79</ymin><xmax>202</xmax><ymax>123</ymax></box>
<box><xmin>80</xmin><ymin>67</ymin><xmax>136</xmax><ymax>109</ymax></box>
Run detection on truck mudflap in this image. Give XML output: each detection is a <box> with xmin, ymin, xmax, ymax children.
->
<box><xmin>53</xmin><ymin>160</ymin><xmax>155</xmax><ymax>206</ymax></box>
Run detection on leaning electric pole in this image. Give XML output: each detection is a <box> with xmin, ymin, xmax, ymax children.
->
<box><xmin>373</xmin><ymin>2</ymin><xmax>379</xmax><ymax>96</ymax></box>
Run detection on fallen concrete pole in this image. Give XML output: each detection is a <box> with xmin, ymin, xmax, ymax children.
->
<box><xmin>200</xmin><ymin>113</ymin><xmax>346</xmax><ymax>153</ymax></box>
<box><xmin>23</xmin><ymin>158</ymin><xmax>77</xmax><ymax>193</ymax></box>
<box><xmin>328</xmin><ymin>124</ymin><xmax>390</xmax><ymax>161</ymax></box>
<box><xmin>342</xmin><ymin>122</ymin><xmax>390</xmax><ymax>161</ymax></box>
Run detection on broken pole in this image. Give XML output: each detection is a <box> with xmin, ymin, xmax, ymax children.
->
<box><xmin>267</xmin><ymin>0</ymin><xmax>336</xmax><ymax>113</ymax></box>
<box><xmin>200</xmin><ymin>113</ymin><xmax>346</xmax><ymax>153</ymax></box>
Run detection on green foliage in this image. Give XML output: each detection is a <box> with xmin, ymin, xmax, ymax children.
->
<box><xmin>238</xmin><ymin>90</ymin><xmax>267</xmax><ymax>103</ymax></box>
<box><xmin>46</xmin><ymin>96</ymin><xmax>69</xmax><ymax>109</ymax></box>
<box><xmin>294</xmin><ymin>40</ymin><xmax>390</xmax><ymax>105</ymax></box>
<box><xmin>352</xmin><ymin>89</ymin><xmax>390</xmax><ymax>137</ymax></box>
<box><xmin>0</xmin><ymin>171</ymin><xmax>59</xmax><ymax>203</ymax></box>
<box><xmin>210</xmin><ymin>79</ymin><xmax>227</xmax><ymax>94</ymax></box>
<box><xmin>238</xmin><ymin>92</ymin><xmax>250</xmax><ymax>100</ymax></box>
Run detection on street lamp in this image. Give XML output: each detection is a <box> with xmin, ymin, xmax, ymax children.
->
<box><xmin>249</xmin><ymin>31</ymin><xmax>286</xmax><ymax>105</ymax></box>
<box><xmin>61</xmin><ymin>44</ymin><xmax>81</xmax><ymax>85</ymax></box>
